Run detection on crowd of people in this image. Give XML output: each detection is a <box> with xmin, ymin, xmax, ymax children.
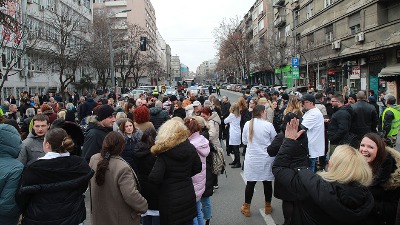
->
<box><xmin>0</xmin><ymin>85</ymin><xmax>400</xmax><ymax>225</ymax></box>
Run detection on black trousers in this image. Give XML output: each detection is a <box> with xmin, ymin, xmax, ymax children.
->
<box><xmin>231</xmin><ymin>145</ymin><xmax>240</xmax><ymax>164</ymax></box>
<box><xmin>245</xmin><ymin>181</ymin><xmax>272</xmax><ymax>204</ymax></box>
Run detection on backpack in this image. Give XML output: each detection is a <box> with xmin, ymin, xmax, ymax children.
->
<box><xmin>212</xmin><ymin>146</ymin><xmax>226</xmax><ymax>175</ymax></box>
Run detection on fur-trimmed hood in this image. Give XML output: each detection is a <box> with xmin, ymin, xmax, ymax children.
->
<box><xmin>382</xmin><ymin>147</ymin><xmax>400</xmax><ymax>190</ymax></box>
<box><xmin>151</xmin><ymin>129</ymin><xmax>190</xmax><ymax>154</ymax></box>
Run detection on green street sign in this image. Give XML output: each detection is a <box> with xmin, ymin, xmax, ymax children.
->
<box><xmin>292</xmin><ymin>67</ymin><xmax>300</xmax><ymax>79</ymax></box>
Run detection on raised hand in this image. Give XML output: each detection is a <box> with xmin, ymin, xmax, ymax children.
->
<box><xmin>285</xmin><ymin>118</ymin><xmax>305</xmax><ymax>140</ymax></box>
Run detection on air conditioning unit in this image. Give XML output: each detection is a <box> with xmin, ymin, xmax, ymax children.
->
<box><xmin>293</xmin><ymin>0</ymin><xmax>299</xmax><ymax>2</ymax></box>
<box><xmin>39</xmin><ymin>5</ymin><xmax>45</xmax><ymax>11</ymax></box>
<box><xmin>355</xmin><ymin>32</ymin><xmax>365</xmax><ymax>42</ymax></box>
<box><xmin>27</xmin><ymin>0</ymin><xmax>33</xmax><ymax>4</ymax></box>
<box><xmin>331</xmin><ymin>40</ymin><xmax>341</xmax><ymax>50</ymax></box>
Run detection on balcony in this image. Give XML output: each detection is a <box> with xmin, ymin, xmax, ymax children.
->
<box><xmin>273</xmin><ymin>0</ymin><xmax>285</xmax><ymax>6</ymax></box>
<box><xmin>274</xmin><ymin>16</ymin><xmax>286</xmax><ymax>28</ymax></box>
<box><xmin>291</xmin><ymin>0</ymin><xmax>299</xmax><ymax>9</ymax></box>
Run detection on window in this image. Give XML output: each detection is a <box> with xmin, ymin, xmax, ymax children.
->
<box><xmin>258</xmin><ymin>1</ymin><xmax>263</xmax><ymax>15</ymax></box>
<box><xmin>258</xmin><ymin>19</ymin><xmax>264</xmax><ymax>31</ymax></box>
<box><xmin>307</xmin><ymin>33</ymin><xmax>314</xmax><ymax>47</ymax></box>
<box><xmin>324</xmin><ymin>0</ymin><xmax>334</xmax><ymax>8</ymax></box>
<box><xmin>349</xmin><ymin>12</ymin><xmax>361</xmax><ymax>34</ymax></box>
<box><xmin>306</xmin><ymin>2</ymin><xmax>314</xmax><ymax>19</ymax></box>
<box><xmin>325</xmin><ymin>25</ymin><xmax>333</xmax><ymax>42</ymax></box>
<box><xmin>285</xmin><ymin>25</ymin><xmax>291</xmax><ymax>37</ymax></box>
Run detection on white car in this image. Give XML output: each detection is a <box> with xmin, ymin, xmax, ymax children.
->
<box><xmin>186</xmin><ymin>86</ymin><xmax>199</xmax><ymax>96</ymax></box>
<box><xmin>121</xmin><ymin>89</ymin><xmax>146</xmax><ymax>100</ymax></box>
<box><xmin>165</xmin><ymin>88</ymin><xmax>177</xmax><ymax>96</ymax></box>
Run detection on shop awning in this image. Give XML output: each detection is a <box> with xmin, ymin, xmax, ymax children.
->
<box><xmin>379</xmin><ymin>65</ymin><xmax>400</xmax><ymax>77</ymax></box>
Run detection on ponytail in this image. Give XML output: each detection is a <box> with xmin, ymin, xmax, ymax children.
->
<box><xmin>95</xmin><ymin>151</ymin><xmax>110</xmax><ymax>186</ymax></box>
<box><xmin>248</xmin><ymin>105</ymin><xmax>265</xmax><ymax>143</ymax></box>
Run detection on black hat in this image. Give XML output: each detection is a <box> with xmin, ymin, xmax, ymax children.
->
<box><xmin>281</xmin><ymin>93</ymin><xmax>289</xmax><ymax>101</ymax></box>
<box><xmin>300</xmin><ymin>94</ymin><xmax>315</xmax><ymax>103</ymax></box>
<box><xmin>96</xmin><ymin>105</ymin><xmax>115</xmax><ymax>121</ymax></box>
<box><xmin>170</xmin><ymin>95</ymin><xmax>178</xmax><ymax>102</ymax></box>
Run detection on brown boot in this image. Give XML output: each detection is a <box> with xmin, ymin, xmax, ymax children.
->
<box><xmin>265</xmin><ymin>202</ymin><xmax>272</xmax><ymax>214</ymax></box>
<box><xmin>240</xmin><ymin>203</ymin><xmax>251</xmax><ymax>217</ymax></box>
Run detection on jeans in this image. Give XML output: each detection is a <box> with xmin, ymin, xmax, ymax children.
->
<box><xmin>200</xmin><ymin>197</ymin><xmax>212</xmax><ymax>220</ymax></box>
<box><xmin>309</xmin><ymin>157</ymin><xmax>317</xmax><ymax>173</ymax></box>
<box><xmin>193</xmin><ymin>201</ymin><xmax>204</xmax><ymax>225</ymax></box>
<box><xmin>142</xmin><ymin>215</ymin><xmax>160</xmax><ymax>225</ymax></box>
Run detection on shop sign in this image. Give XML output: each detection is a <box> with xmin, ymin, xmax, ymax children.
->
<box><xmin>369</xmin><ymin>54</ymin><xmax>385</xmax><ymax>63</ymax></box>
<box><xmin>350</xmin><ymin>66</ymin><xmax>361</xmax><ymax>79</ymax></box>
<box><xmin>328</xmin><ymin>70</ymin><xmax>336</xmax><ymax>75</ymax></box>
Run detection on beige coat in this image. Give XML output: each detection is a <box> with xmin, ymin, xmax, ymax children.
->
<box><xmin>89</xmin><ymin>154</ymin><xmax>148</xmax><ymax>225</ymax></box>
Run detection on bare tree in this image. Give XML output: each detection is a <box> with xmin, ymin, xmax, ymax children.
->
<box><xmin>0</xmin><ymin>16</ymin><xmax>38</xmax><ymax>99</ymax></box>
<box><xmin>40</xmin><ymin>7</ymin><xmax>89</xmax><ymax>101</ymax></box>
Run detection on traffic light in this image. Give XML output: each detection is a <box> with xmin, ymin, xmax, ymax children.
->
<box><xmin>140</xmin><ymin>36</ymin><xmax>147</xmax><ymax>51</ymax></box>
<box><xmin>342</xmin><ymin>64</ymin><xmax>350</xmax><ymax>78</ymax></box>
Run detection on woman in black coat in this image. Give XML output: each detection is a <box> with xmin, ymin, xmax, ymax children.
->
<box><xmin>267</xmin><ymin>112</ymin><xmax>308</xmax><ymax>225</ymax></box>
<box><xmin>16</xmin><ymin>128</ymin><xmax>93</xmax><ymax>225</ymax></box>
<box><xmin>134</xmin><ymin>127</ymin><xmax>160</xmax><ymax>225</ymax></box>
<box><xmin>118</xmin><ymin>119</ymin><xmax>143</xmax><ymax>173</ymax></box>
<box><xmin>272</xmin><ymin>118</ymin><xmax>374</xmax><ymax>225</ymax></box>
<box><xmin>359</xmin><ymin>133</ymin><xmax>400</xmax><ymax>225</ymax></box>
<box><xmin>149</xmin><ymin>118</ymin><xmax>202</xmax><ymax>225</ymax></box>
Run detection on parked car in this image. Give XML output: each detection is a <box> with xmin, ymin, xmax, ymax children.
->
<box><xmin>121</xmin><ymin>89</ymin><xmax>146</xmax><ymax>100</ymax></box>
<box><xmin>235</xmin><ymin>85</ymin><xmax>242</xmax><ymax>92</ymax></box>
<box><xmin>165</xmin><ymin>88</ymin><xmax>177</xmax><ymax>96</ymax></box>
<box><xmin>226</xmin><ymin>84</ymin><xmax>232</xmax><ymax>90</ymax></box>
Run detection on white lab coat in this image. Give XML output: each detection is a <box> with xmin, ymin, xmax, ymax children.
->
<box><xmin>224</xmin><ymin>113</ymin><xmax>241</xmax><ymax>146</ymax></box>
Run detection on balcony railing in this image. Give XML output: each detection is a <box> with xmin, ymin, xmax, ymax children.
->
<box><xmin>274</xmin><ymin>16</ymin><xmax>286</xmax><ymax>28</ymax></box>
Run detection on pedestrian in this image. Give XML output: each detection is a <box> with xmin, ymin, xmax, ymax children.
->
<box><xmin>359</xmin><ymin>133</ymin><xmax>400</xmax><ymax>225</ymax></box>
<box><xmin>119</xmin><ymin>118</ymin><xmax>143</xmax><ymax>172</ymax></box>
<box><xmin>172</xmin><ymin>101</ymin><xmax>186</xmax><ymax>119</ymax></box>
<box><xmin>240</xmin><ymin>105</ymin><xmax>277</xmax><ymax>217</ymax></box>
<box><xmin>17</xmin><ymin>114</ymin><xmax>49</xmax><ymax>166</ymax></box>
<box><xmin>80</xmin><ymin>94</ymin><xmax>97</xmax><ymax>125</ymax></box>
<box><xmin>89</xmin><ymin>132</ymin><xmax>148</xmax><ymax>225</ymax></box>
<box><xmin>300</xmin><ymin>94</ymin><xmax>325</xmax><ymax>172</ymax></box>
<box><xmin>185</xmin><ymin>117</ymin><xmax>210</xmax><ymax>225</ymax></box>
<box><xmin>0</xmin><ymin>124</ymin><xmax>24</xmax><ymax>225</ymax></box>
<box><xmin>350</xmin><ymin>91</ymin><xmax>378</xmax><ymax>147</ymax></box>
<box><xmin>267</xmin><ymin>112</ymin><xmax>309</xmax><ymax>225</ymax></box>
<box><xmin>271</xmin><ymin>100</ymin><xmax>283</xmax><ymax>133</ymax></box>
<box><xmin>273</xmin><ymin>118</ymin><xmax>374</xmax><ymax>225</ymax></box>
<box><xmin>134</xmin><ymin>128</ymin><xmax>160</xmax><ymax>225</ymax></box>
<box><xmin>224</xmin><ymin>103</ymin><xmax>241</xmax><ymax>168</ymax></box>
<box><xmin>21</xmin><ymin>108</ymin><xmax>35</xmax><ymax>137</ymax></box>
<box><xmin>40</xmin><ymin>103</ymin><xmax>57</xmax><ymax>125</ymax></box>
<box><xmin>134</xmin><ymin>106</ymin><xmax>155</xmax><ymax>132</ymax></box>
<box><xmin>16</xmin><ymin>128</ymin><xmax>93</xmax><ymax>225</ymax></box>
<box><xmin>149</xmin><ymin>118</ymin><xmax>202</xmax><ymax>225</ymax></box>
<box><xmin>82</xmin><ymin>105</ymin><xmax>115</xmax><ymax>162</ymax></box>
<box><xmin>221</xmin><ymin>96</ymin><xmax>231</xmax><ymax>143</ymax></box>
<box><xmin>381</xmin><ymin>95</ymin><xmax>400</xmax><ymax>147</ymax></box>
<box><xmin>216</xmin><ymin>84</ymin><xmax>220</xmax><ymax>96</ymax></box>
<box><xmin>150</xmin><ymin>101</ymin><xmax>170</xmax><ymax>130</ymax></box>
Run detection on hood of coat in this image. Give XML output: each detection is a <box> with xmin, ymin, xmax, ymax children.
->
<box><xmin>380</xmin><ymin>147</ymin><xmax>400</xmax><ymax>190</ymax></box>
<box><xmin>21</xmin><ymin>156</ymin><xmax>94</xmax><ymax>194</ymax></box>
<box><xmin>208</xmin><ymin>112</ymin><xmax>221</xmax><ymax>125</ymax></box>
<box><xmin>0</xmin><ymin>124</ymin><xmax>21</xmax><ymax>158</ymax></box>
<box><xmin>188</xmin><ymin>132</ymin><xmax>210</xmax><ymax>158</ymax></box>
<box><xmin>134</xmin><ymin>142</ymin><xmax>152</xmax><ymax>159</ymax></box>
<box><xmin>150</xmin><ymin>107</ymin><xmax>163</xmax><ymax>115</ymax></box>
<box><xmin>151</xmin><ymin>129</ymin><xmax>190</xmax><ymax>154</ymax></box>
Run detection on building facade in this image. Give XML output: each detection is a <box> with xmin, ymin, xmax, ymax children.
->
<box><xmin>171</xmin><ymin>55</ymin><xmax>181</xmax><ymax>82</ymax></box>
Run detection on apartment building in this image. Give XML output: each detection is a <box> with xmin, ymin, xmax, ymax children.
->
<box><xmin>196</xmin><ymin>58</ymin><xmax>218</xmax><ymax>81</ymax></box>
<box><xmin>274</xmin><ymin>0</ymin><xmax>400</xmax><ymax>98</ymax></box>
<box><xmin>1</xmin><ymin>0</ymin><xmax>92</xmax><ymax>100</ymax></box>
<box><xmin>171</xmin><ymin>55</ymin><xmax>181</xmax><ymax>82</ymax></box>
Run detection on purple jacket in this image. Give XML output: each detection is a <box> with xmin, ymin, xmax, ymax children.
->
<box><xmin>189</xmin><ymin>132</ymin><xmax>210</xmax><ymax>201</ymax></box>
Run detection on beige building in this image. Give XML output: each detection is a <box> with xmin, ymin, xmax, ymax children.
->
<box><xmin>274</xmin><ymin>0</ymin><xmax>400</xmax><ymax>98</ymax></box>
<box><xmin>171</xmin><ymin>55</ymin><xmax>181</xmax><ymax>82</ymax></box>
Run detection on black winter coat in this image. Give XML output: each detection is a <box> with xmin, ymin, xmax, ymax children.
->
<box><xmin>268</xmin><ymin>132</ymin><xmax>308</xmax><ymax>200</ymax></box>
<box><xmin>273</xmin><ymin>138</ymin><xmax>374</xmax><ymax>225</ymax></box>
<box><xmin>221</xmin><ymin>102</ymin><xmax>231</xmax><ymax>120</ymax></box>
<box><xmin>350</xmin><ymin>100</ymin><xmax>377</xmax><ymax>136</ymax></box>
<box><xmin>364</xmin><ymin>147</ymin><xmax>400</xmax><ymax>225</ymax></box>
<box><xmin>134</xmin><ymin>141</ymin><xmax>159</xmax><ymax>210</ymax></box>
<box><xmin>149</xmin><ymin>137</ymin><xmax>202</xmax><ymax>225</ymax></box>
<box><xmin>173</xmin><ymin>108</ymin><xmax>186</xmax><ymax>119</ymax></box>
<box><xmin>16</xmin><ymin>156</ymin><xmax>94</xmax><ymax>225</ymax></box>
<box><xmin>201</xmin><ymin>128</ymin><xmax>215</xmax><ymax>198</ymax></box>
<box><xmin>80</xmin><ymin>98</ymin><xmax>97</xmax><ymax>120</ymax></box>
<box><xmin>150</xmin><ymin>107</ymin><xmax>169</xmax><ymax>130</ymax></box>
<box><xmin>120</xmin><ymin>130</ymin><xmax>143</xmax><ymax>173</ymax></box>
<box><xmin>82</xmin><ymin>124</ymin><xmax>112</xmax><ymax>162</ymax></box>
<box><xmin>327</xmin><ymin>105</ymin><xmax>353</xmax><ymax>145</ymax></box>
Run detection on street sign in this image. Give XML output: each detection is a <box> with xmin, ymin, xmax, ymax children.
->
<box><xmin>292</xmin><ymin>58</ymin><xmax>299</xmax><ymax>67</ymax></box>
<box><xmin>292</xmin><ymin>67</ymin><xmax>300</xmax><ymax>79</ymax></box>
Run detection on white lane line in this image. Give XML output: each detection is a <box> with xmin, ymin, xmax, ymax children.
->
<box><xmin>259</xmin><ymin>209</ymin><xmax>276</xmax><ymax>225</ymax></box>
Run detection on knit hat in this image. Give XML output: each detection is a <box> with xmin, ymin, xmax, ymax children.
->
<box><xmin>96</xmin><ymin>105</ymin><xmax>115</xmax><ymax>121</ymax></box>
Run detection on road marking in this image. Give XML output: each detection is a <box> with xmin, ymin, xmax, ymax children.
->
<box><xmin>260</xmin><ymin>209</ymin><xmax>276</xmax><ymax>225</ymax></box>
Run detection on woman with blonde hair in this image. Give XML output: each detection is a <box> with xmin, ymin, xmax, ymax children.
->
<box><xmin>272</xmin><ymin>118</ymin><xmax>374</xmax><ymax>225</ymax></box>
<box><xmin>149</xmin><ymin>118</ymin><xmax>202</xmax><ymax>225</ymax></box>
<box><xmin>240</xmin><ymin>105</ymin><xmax>277</xmax><ymax>217</ymax></box>
<box><xmin>283</xmin><ymin>95</ymin><xmax>303</xmax><ymax>117</ymax></box>
<box><xmin>224</xmin><ymin>103</ymin><xmax>241</xmax><ymax>168</ymax></box>
<box><xmin>257</xmin><ymin>97</ymin><xmax>274</xmax><ymax>123</ymax></box>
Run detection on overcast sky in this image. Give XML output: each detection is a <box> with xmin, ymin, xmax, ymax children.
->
<box><xmin>152</xmin><ymin>0</ymin><xmax>255</xmax><ymax>73</ymax></box>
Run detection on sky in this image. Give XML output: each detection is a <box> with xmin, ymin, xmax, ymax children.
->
<box><xmin>152</xmin><ymin>0</ymin><xmax>255</xmax><ymax>72</ymax></box>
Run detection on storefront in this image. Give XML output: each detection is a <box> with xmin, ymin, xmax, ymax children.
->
<box><xmin>275</xmin><ymin>65</ymin><xmax>293</xmax><ymax>87</ymax></box>
<box><xmin>369</xmin><ymin>53</ymin><xmax>386</xmax><ymax>97</ymax></box>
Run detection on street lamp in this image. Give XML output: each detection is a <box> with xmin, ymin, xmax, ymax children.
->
<box><xmin>108</xmin><ymin>9</ymin><xmax>131</xmax><ymax>94</ymax></box>
<box><xmin>272</xmin><ymin>5</ymin><xmax>299</xmax><ymax>87</ymax></box>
